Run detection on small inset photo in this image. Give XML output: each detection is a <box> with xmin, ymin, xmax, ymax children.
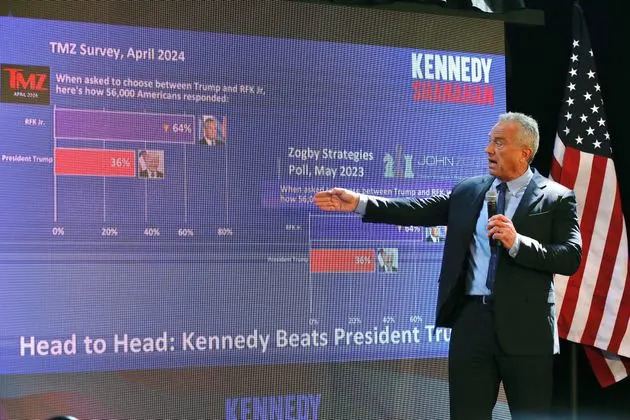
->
<box><xmin>138</xmin><ymin>149</ymin><xmax>165</xmax><ymax>179</ymax></box>
<box><xmin>426</xmin><ymin>226</ymin><xmax>445</xmax><ymax>243</ymax></box>
<box><xmin>376</xmin><ymin>248</ymin><xmax>398</xmax><ymax>273</ymax></box>
<box><xmin>200</xmin><ymin>115</ymin><xmax>227</xmax><ymax>146</ymax></box>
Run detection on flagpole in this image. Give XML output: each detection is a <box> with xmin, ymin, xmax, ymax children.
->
<box><xmin>570</xmin><ymin>341</ymin><xmax>578</xmax><ymax>419</ymax></box>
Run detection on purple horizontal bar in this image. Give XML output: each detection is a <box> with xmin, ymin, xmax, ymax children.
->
<box><xmin>54</xmin><ymin>108</ymin><xmax>195</xmax><ymax>144</ymax></box>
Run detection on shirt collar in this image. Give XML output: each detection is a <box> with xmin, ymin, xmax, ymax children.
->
<box><xmin>493</xmin><ymin>167</ymin><xmax>533</xmax><ymax>193</ymax></box>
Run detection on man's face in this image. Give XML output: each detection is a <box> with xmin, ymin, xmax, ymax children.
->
<box><xmin>430</xmin><ymin>226</ymin><xmax>439</xmax><ymax>237</ymax></box>
<box><xmin>145</xmin><ymin>152</ymin><xmax>160</xmax><ymax>171</ymax></box>
<box><xmin>485</xmin><ymin>120</ymin><xmax>531</xmax><ymax>181</ymax></box>
<box><xmin>204</xmin><ymin>119</ymin><xmax>217</xmax><ymax>139</ymax></box>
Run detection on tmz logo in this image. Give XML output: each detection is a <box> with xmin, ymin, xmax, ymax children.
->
<box><xmin>1</xmin><ymin>64</ymin><xmax>50</xmax><ymax>104</ymax></box>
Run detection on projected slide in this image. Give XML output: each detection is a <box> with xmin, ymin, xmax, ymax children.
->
<box><xmin>0</xmin><ymin>16</ymin><xmax>505</xmax><ymax>374</ymax></box>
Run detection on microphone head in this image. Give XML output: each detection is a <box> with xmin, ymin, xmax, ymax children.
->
<box><xmin>485</xmin><ymin>189</ymin><xmax>497</xmax><ymax>203</ymax></box>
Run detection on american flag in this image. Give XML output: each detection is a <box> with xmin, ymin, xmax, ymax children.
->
<box><xmin>551</xmin><ymin>3</ymin><xmax>630</xmax><ymax>386</ymax></box>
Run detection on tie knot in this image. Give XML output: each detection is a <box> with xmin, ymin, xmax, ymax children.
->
<box><xmin>497</xmin><ymin>182</ymin><xmax>508</xmax><ymax>194</ymax></box>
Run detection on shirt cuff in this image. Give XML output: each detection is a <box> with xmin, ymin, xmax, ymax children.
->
<box><xmin>355</xmin><ymin>194</ymin><xmax>368</xmax><ymax>215</ymax></box>
<box><xmin>508</xmin><ymin>233</ymin><xmax>521</xmax><ymax>257</ymax></box>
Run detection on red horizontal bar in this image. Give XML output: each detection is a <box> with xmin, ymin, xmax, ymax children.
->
<box><xmin>310</xmin><ymin>249</ymin><xmax>375</xmax><ymax>273</ymax></box>
<box><xmin>55</xmin><ymin>148</ymin><xmax>136</xmax><ymax>176</ymax></box>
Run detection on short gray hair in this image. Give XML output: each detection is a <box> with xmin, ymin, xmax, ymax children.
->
<box><xmin>498</xmin><ymin>112</ymin><xmax>539</xmax><ymax>163</ymax></box>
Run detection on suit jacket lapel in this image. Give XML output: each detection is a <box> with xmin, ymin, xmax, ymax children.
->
<box><xmin>511</xmin><ymin>170</ymin><xmax>546</xmax><ymax>226</ymax></box>
<box><xmin>471</xmin><ymin>176</ymin><xmax>495</xmax><ymax>219</ymax></box>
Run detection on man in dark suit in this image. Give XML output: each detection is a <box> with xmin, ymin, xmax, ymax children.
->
<box><xmin>200</xmin><ymin>116</ymin><xmax>226</xmax><ymax>146</ymax></box>
<box><xmin>313</xmin><ymin>112</ymin><xmax>582</xmax><ymax>419</ymax></box>
<box><xmin>377</xmin><ymin>248</ymin><xmax>398</xmax><ymax>272</ymax></box>
<box><xmin>426</xmin><ymin>226</ymin><xmax>445</xmax><ymax>242</ymax></box>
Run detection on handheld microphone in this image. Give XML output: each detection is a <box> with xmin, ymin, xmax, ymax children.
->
<box><xmin>485</xmin><ymin>189</ymin><xmax>501</xmax><ymax>247</ymax></box>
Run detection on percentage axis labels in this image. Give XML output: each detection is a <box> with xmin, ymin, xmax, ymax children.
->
<box><xmin>101</xmin><ymin>227</ymin><xmax>119</xmax><ymax>236</ymax></box>
<box><xmin>217</xmin><ymin>227</ymin><xmax>233</xmax><ymax>236</ymax></box>
<box><xmin>144</xmin><ymin>227</ymin><xmax>161</xmax><ymax>237</ymax></box>
<box><xmin>52</xmin><ymin>227</ymin><xmax>65</xmax><ymax>236</ymax></box>
<box><xmin>178</xmin><ymin>228</ymin><xmax>195</xmax><ymax>237</ymax></box>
